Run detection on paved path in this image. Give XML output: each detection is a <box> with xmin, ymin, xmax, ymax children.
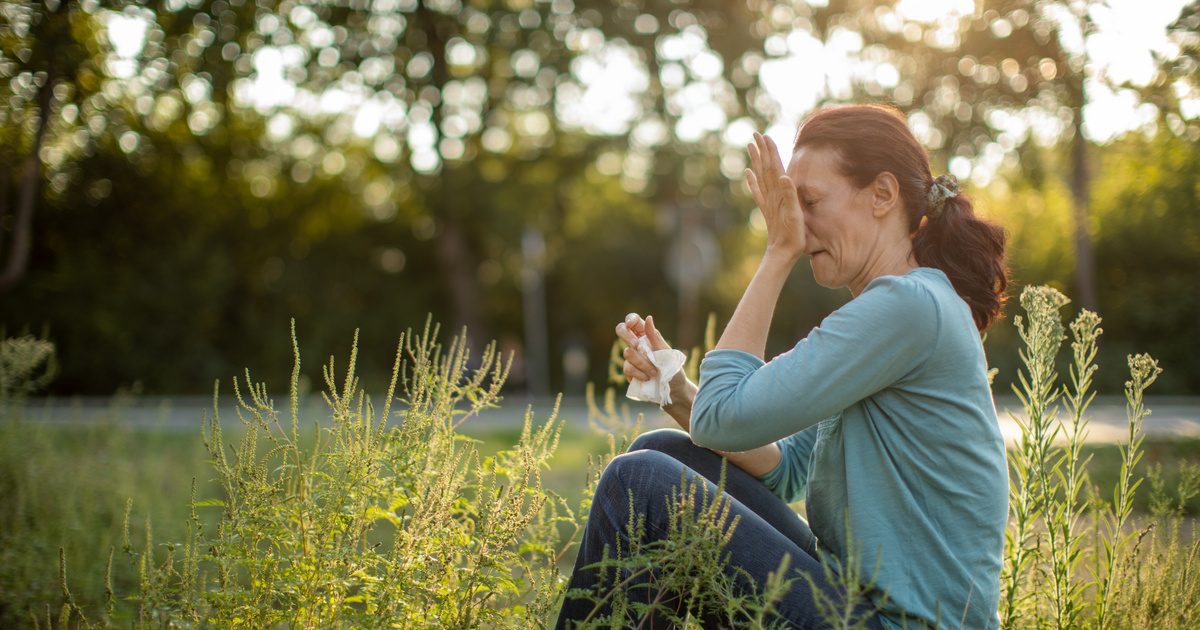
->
<box><xmin>11</xmin><ymin>393</ymin><xmax>1200</xmax><ymax>445</ymax></box>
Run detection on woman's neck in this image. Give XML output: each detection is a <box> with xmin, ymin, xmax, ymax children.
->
<box><xmin>849</xmin><ymin>242</ymin><xmax>918</xmax><ymax>297</ymax></box>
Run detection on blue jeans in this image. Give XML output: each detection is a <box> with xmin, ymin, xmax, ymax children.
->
<box><xmin>555</xmin><ymin>428</ymin><xmax>887</xmax><ymax>629</ymax></box>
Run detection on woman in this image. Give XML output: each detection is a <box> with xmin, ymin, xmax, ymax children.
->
<box><xmin>556</xmin><ymin>104</ymin><xmax>1009</xmax><ymax>629</ymax></box>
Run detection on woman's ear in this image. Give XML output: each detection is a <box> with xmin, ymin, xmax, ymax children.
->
<box><xmin>870</xmin><ymin>172</ymin><xmax>901</xmax><ymax>218</ymax></box>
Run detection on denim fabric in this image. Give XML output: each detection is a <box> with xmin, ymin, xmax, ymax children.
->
<box><xmin>555</xmin><ymin>428</ymin><xmax>887</xmax><ymax>629</ymax></box>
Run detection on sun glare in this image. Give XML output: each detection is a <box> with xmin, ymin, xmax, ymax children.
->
<box><xmin>896</xmin><ymin>0</ymin><xmax>974</xmax><ymax>23</ymax></box>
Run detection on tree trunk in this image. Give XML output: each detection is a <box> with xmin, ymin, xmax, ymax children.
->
<box><xmin>1069</xmin><ymin>105</ymin><xmax>1098</xmax><ymax>312</ymax></box>
<box><xmin>415</xmin><ymin>0</ymin><xmax>485</xmax><ymax>354</ymax></box>
<box><xmin>0</xmin><ymin>170</ymin><xmax>10</xmax><ymax>259</ymax></box>
<box><xmin>520</xmin><ymin>225</ymin><xmax>549</xmax><ymax>397</ymax></box>
<box><xmin>433</xmin><ymin>212</ymin><xmax>484</xmax><ymax>354</ymax></box>
<box><xmin>0</xmin><ymin>62</ymin><xmax>56</xmax><ymax>294</ymax></box>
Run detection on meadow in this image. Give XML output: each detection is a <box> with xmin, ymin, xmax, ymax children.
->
<box><xmin>2</xmin><ymin>290</ymin><xmax>1200</xmax><ymax>628</ymax></box>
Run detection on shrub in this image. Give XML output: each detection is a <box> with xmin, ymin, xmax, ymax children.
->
<box><xmin>0</xmin><ymin>331</ymin><xmax>57</xmax><ymax>405</ymax></box>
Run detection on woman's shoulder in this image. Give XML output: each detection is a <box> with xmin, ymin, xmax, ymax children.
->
<box><xmin>829</xmin><ymin>269</ymin><xmax>942</xmax><ymax>351</ymax></box>
<box><xmin>856</xmin><ymin>267</ymin><xmax>943</xmax><ymax>317</ymax></box>
<box><xmin>875</xmin><ymin>268</ymin><xmax>987</xmax><ymax>368</ymax></box>
<box><xmin>862</xmin><ymin>267</ymin><xmax>970</xmax><ymax>323</ymax></box>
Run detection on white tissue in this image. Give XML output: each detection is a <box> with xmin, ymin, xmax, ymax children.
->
<box><xmin>625</xmin><ymin>335</ymin><xmax>687</xmax><ymax>406</ymax></box>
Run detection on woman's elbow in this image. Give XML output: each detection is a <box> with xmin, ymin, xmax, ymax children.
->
<box><xmin>690</xmin><ymin>428</ymin><xmax>760</xmax><ymax>452</ymax></box>
<box><xmin>688</xmin><ymin>409</ymin><xmax>753</xmax><ymax>452</ymax></box>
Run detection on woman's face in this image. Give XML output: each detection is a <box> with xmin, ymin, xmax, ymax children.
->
<box><xmin>785</xmin><ymin>145</ymin><xmax>885</xmax><ymax>292</ymax></box>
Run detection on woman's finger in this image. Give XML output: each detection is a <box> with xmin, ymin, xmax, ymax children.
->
<box><xmin>623</xmin><ymin>361</ymin><xmax>654</xmax><ymax>382</ymax></box>
<box><xmin>752</xmin><ymin>134</ymin><xmax>767</xmax><ymax>178</ymax></box>
<box><xmin>779</xmin><ymin>174</ymin><xmax>803</xmax><ymax>217</ymax></box>
<box><xmin>623</xmin><ymin>364</ymin><xmax>645</xmax><ymax>382</ymax></box>
<box><xmin>757</xmin><ymin>132</ymin><xmax>777</xmax><ymax>178</ymax></box>
<box><xmin>625</xmin><ymin>312</ymin><xmax>647</xmax><ymax>337</ymax></box>
<box><xmin>615</xmin><ymin>322</ymin><xmax>639</xmax><ymax>347</ymax></box>
<box><xmin>623</xmin><ymin>346</ymin><xmax>658</xmax><ymax>375</ymax></box>
<box><xmin>764</xmin><ymin>134</ymin><xmax>784</xmax><ymax>178</ymax></box>
<box><xmin>745</xmin><ymin>169</ymin><xmax>765</xmax><ymax>210</ymax></box>
<box><xmin>776</xmin><ymin>174</ymin><xmax>806</xmax><ymax>251</ymax></box>
<box><xmin>747</xmin><ymin>139</ymin><xmax>761</xmax><ymax>176</ymax></box>
<box><xmin>645</xmin><ymin>315</ymin><xmax>669</xmax><ymax>350</ymax></box>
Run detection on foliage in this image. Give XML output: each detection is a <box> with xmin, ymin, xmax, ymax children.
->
<box><xmin>997</xmin><ymin>284</ymin><xmax>1200</xmax><ymax>630</ymax></box>
<box><xmin>29</xmin><ymin>318</ymin><xmax>578</xmax><ymax>627</ymax></box>
<box><xmin>972</xmin><ymin>128</ymin><xmax>1200</xmax><ymax>395</ymax></box>
<box><xmin>1090</xmin><ymin>130</ymin><xmax>1200</xmax><ymax>393</ymax></box>
<box><xmin>0</xmin><ymin>330</ymin><xmax>57</xmax><ymax>403</ymax></box>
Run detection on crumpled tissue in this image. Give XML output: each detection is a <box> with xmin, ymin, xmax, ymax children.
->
<box><xmin>625</xmin><ymin>335</ymin><xmax>687</xmax><ymax>407</ymax></box>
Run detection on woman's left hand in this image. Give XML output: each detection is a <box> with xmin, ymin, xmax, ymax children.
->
<box><xmin>745</xmin><ymin>131</ymin><xmax>806</xmax><ymax>261</ymax></box>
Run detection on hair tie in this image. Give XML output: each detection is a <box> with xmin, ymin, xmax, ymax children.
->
<box><xmin>926</xmin><ymin>174</ymin><xmax>960</xmax><ymax>219</ymax></box>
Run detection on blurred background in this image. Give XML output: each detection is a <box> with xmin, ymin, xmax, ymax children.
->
<box><xmin>3</xmin><ymin>2</ymin><xmax>1200</xmax><ymax>623</ymax></box>
<box><xmin>2</xmin><ymin>0</ymin><xmax>1198</xmax><ymax>399</ymax></box>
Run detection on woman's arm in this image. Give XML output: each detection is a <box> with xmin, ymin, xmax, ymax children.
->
<box><xmin>713</xmin><ymin>252</ymin><xmax>797</xmax><ymax>358</ymax></box>
<box><xmin>662</xmin><ymin>370</ymin><xmax>782</xmax><ymax>478</ymax></box>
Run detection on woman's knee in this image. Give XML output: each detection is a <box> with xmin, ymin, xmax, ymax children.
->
<box><xmin>628</xmin><ymin>427</ymin><xmax>693</xmax><ymax>454</ymax></box>
<box><xmin>599</xmin><ymin>449</ymin><xmax>680</xmax><ymax>496</ymax></box>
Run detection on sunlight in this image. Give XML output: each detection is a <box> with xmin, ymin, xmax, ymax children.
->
<box><xmin>99</xmin><ymin>0</ymin><xmax>1194</xmax><ymax>158</ymax></box>
<box><xmin>105</xmin><ymin>13</ymin><xmax>148</xmax><ymax>59</ymax></box>
<box><xmin>104</xmin><ymin>12</ymin><xmax>149</xmax><ymax>79</ymax></box>
<box><xmin>895</xmin><ymin>0</ymin><xmax>974</xmax><ymax>23</ymax></box>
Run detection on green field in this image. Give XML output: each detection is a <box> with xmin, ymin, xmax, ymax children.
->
<box><xmin>2</xmin><ymin>412</ymin><xmax>1197</xmax><ymax>627</ymax></box>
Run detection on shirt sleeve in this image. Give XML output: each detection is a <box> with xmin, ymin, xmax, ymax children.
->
<box><xmin>757</xmin><ymin>426</ymin><xmax>819</xmax><ymax>504</ymax></box>
<box><xmin>689</xmin><ymin>274</ymin><xmax>939</xmax><ymax>452</ymax></box>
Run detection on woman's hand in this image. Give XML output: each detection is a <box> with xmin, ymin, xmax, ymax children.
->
<box><xmin>616</xmin><ymin>313</ymin><xmax>696</xmax><ymax>427</ymax></box>
<box><xmin>614</xmin><ymin>312</ymin><xmax>670</xmax><ymax>382</ymax></box>
<box><xmin>745</xmin><ymin>131</ymin><xmax>806</xmax><ymax>261</ymax></box>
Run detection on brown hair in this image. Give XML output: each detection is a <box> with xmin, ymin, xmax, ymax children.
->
<box><xmin>793</xmin><ymin>104</ymin><xmax>1008</xmax><ymax>331</ymax></box>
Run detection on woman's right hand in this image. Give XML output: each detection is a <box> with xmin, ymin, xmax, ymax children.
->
<box><xmin>614</xmin><ymin>312</ymin><xmax>671</xmax><ymax>383</ymax></box>
<box><xmin>746</xmin><ymin>131</ymin><xmax>806</xmax><ymax>261</ymax></box>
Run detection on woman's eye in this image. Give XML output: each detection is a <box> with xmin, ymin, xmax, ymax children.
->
<box><xmin>803</xmin><ymin>199</ymin><xmax>818</xmax><ymax>208</ymax></box>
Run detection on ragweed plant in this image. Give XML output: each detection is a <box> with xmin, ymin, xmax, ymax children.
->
<box><xmin>1091</xmin><ymin>352</ymin><xmax>1162</xmax><ymax>628</ymax></box>
<box><xmin>994</xmin><ymin>285</ymin><xmax>1199</xmax><ymax>629</ymax></box>
<box><xmin>1108</xmin><ymin>462</ymin><xmax>1200</xmax><ymax>628</ymax></box>
<box><xmin>29</xmin><ymin>289</ymin><xmax>1197</xmax><ymax>628</ymax></box>
<box><xmin>1001</xmin><ymin>285</ymin><xmax>1071</xmax><ymax>628</ymax></box>
<box><xmin>1044</xmin><ymin>309</ymin><xmax>1102</xmax><ymax>629</ymax></box>
<box><xmin>55</xmin><ymin>316</ymin><xmax>576</xmax><ymax>628</ymax></box>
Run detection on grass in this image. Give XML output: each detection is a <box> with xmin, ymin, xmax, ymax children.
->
<box><xmin>1</xmin><ymin>293</ymin><xmax>1199</xmax><ymax>627</ymax></box>
<box><xmin>0</xmin><ymin>409</ymin><xmax>616</xmax><ymax>627</ymax></box>
<box><xmin>1</xmin><ymin>416</ymin><xmax>1196</xmax><ymax>627</ymax></box>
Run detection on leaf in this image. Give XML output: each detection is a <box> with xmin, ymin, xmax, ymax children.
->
<box><xmin>365</xmin><ymin>505</ymin><xmax>402</xmax><ymax>526</ymax></box>
<box><xmin>388</xmin><ymin>494</ymin><xmax>410</xmax><ymax>512</ymax></box>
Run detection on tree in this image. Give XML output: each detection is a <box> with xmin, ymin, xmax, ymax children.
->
<box><xmin>0</xmin><ymin>0</ymin><xmax>94</xmax><ymax>293</ymax></box>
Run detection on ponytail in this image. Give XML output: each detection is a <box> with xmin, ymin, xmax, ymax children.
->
<box><xmin>912</xmin><ymin>194</ymin><xmax>1008</xmax><ymax>331</ymax></box>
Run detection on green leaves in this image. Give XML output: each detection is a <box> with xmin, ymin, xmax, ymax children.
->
<box><xmin>999</xmin><ymin>284</ymin><xmax>1186</xmax><ymax>629</ymax></box>
<box><xmin>88</xmin><ymin>320</ymin><xmax>568</xmax><ymax>627</ymax></box>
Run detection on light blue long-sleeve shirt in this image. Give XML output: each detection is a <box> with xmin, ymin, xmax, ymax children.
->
<box><xmin>691</xmin><ymin>267</ymin><xmax>1008</xmax><ymax>630</ymax></box>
